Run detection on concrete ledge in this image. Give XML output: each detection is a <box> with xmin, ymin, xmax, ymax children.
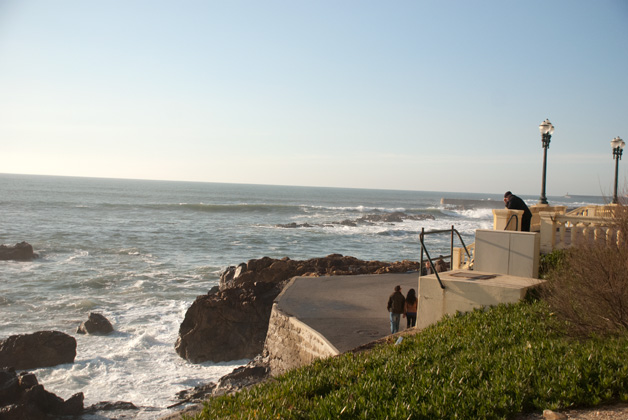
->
<box><xmin>417</xmin><ymin>270</ymin><xmax>543</xmax><ymax>329</ymax></box>
<box><xmin>265</xmin><ymin>304</ymin><xmax>339</xmax><ymax>376</ymax></box>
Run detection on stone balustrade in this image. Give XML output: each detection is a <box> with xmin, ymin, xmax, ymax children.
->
<box><xmin>484</xmin><ymin>204</ymin><xmax>624</xmax><ymax>258</ymax></box>
<box><xmin>539</xmin><ymin>211</ymin><xmax>622</xmax><ymax>253</ymax></box>
<box><xmin>530</xmin><ymin>205</ymin><xmax>567</xmax><ymax>231</ymax></box>
<box><xmin>452</xmin><ymin>242</ymin><xmax>475</xmax><ymax>270</ymax></box>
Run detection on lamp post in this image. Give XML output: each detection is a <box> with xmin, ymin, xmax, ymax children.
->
<box><xmin>611</xmin><ymin>136</ymin><xmax>625</xmax><ymax>205</ymax></box>
<box><xmin>538</xmin><ymin>119</ymin><xmax>554</xmax><ymax>205</ymax></box>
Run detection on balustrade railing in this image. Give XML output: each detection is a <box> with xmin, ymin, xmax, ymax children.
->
<box><xmin>456</xmin><ymin>205</ymin><xmax>624</xmax><ymax>271</ymax></box>
<box><xmin>539</xmin><ymin>207</ymin><xmax>623</xmax><ymax>253</ymax></box>
<box><xmin>452</xmin><ymin>242</ymin><xmax>475</xmax><ymax>270</ymax></box>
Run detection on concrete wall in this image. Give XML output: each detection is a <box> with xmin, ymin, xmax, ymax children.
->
<box><xmin>264</xmin><ymin>303</ymin><xmax>339</xmax><ymax>377</ymax></box>
<box><xmin>417</xmin><ymin>270</ymin><xmax>543</xmax><ymax>330</ymax></box>
<box><xmin>474</xmin><ymin>229</ymin><xmax>540</xmax><ymax>278</ymax></box>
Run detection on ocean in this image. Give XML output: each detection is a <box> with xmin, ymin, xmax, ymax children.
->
<box><xmin>0</xmin><ymin>174</ymin><xmax>605</xmax><ymax>418</ymax></box>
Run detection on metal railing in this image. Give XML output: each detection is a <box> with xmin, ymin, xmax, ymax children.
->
<box><xmin>419</xmin><ymin>226</ymin><xmax>472</xmax><ymax>290</ymax></box>
<box><xmin>504</xmin><ymin>214</ymin><xmax>519</xmax><ymax>231</ymax></box>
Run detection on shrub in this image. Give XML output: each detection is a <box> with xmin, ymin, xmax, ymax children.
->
<box><xmin>193</xmin><ymin>301</ymin><xmax>628</xmax><ymax>420</ymax></box>
<box><xmin>541</xmin><ymin>203</ymin><xmax>628</xmax><ymax>336</ymax></box>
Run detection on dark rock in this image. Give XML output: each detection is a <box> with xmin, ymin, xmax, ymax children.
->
<box><xmin>0</xmin><ymin>368</ymin><xmax>20</xmax><ymax>406</ymax></box>
<box><xmin>0</xmin><ymin>403</ymin><xmax>49</xmax><ymax>420</ymax></box>
<box><xmin>60</xmin><ymin>392</ymin><xmax>84</xmax><ymax>415</ymax></box>
<box><xmin>170</xmin><ymin>355</ymin><xmax>270</xmax><ymax>410</ymax></box>
<box><xmin>0</xmin><ymin>242</ymin><xmax>38</xmax><ymax>261</ymax></box>
<box><xmin>175</xmin><ymin>281</ymin><xmax>280</xmax><ymax>363</ymax></box>
<box><xmin>0</xmin><ymin>331</ymin><xmax>76</xmax><ymax>370</ymax></box>
<box><xmin>275</xmin><ymin>222</ymin><xmax>313</xmax><ymax>228</ymax></box>
<box><xmin>17</xmin><ymin>372</ymin><xmax>38</xmax><ymax>389</ymax></box>
<box><xmin>176</xmin><ymin>255</ymin><xmax>422</xmax><ymax>363</ymax></box>
<box><xmin>212</xmin><ymin>362</ymin><xmax>270</xmax><ymax>397</ymax></box>
<box><xmin>0</xmin><ymin>368</ymin><xmax>83</xmax><ymax>418</ymax></box>
<box><xmin>84</xmin><ymin>400</ymin><xmax>138</xmax><ymax>413</ymax></box>
<box><xmin>77</xmin><ymin>312</ymin><xmax>114</xmax><ymax>335</ymax></box>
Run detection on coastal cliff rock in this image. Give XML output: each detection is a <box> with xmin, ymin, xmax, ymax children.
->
<box><xmin>0</xmin><ymin>368</ymin><xmax>84</xmax><ymax>419</ymax></box>
<box><xmin>0</xmin><ymin>331</ymin><xmax>76</xmax><ymax>370</ymax></box>
<box><xmin>77</xmin><ymin>313</ymin><xmax>114</xmax><ymax>335</ymax></box>
<box><xmin>175</xmin><ymin>255</ymin><xmax>421</xmax><ymax>363</ymax></box>
<box><xmin>0</xmin><ymin>242</ymin><xmax>38</xmax><ymax>261</ymax></box>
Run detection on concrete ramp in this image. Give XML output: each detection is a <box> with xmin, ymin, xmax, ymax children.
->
<box><xmin>265</xmin><ymin>273</ymin><xmax>418</xmax><ymax>375</ymax></box>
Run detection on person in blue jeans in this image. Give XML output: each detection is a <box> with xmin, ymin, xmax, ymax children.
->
<box><xmin>387</xmin><ymin>285</ymin><xmax>406</xmax><ymax>334</ymax></box>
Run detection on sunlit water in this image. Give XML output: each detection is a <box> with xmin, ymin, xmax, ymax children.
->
<box><xmin>0</xmin><ymin>174</ymin><xmax>604</xmax><ymax>418</ymax></box>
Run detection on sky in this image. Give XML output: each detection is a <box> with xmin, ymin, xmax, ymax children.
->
<box><xmin>1</xmin><ymin>1</ymin><xmax>627</xmax><ymax>196</ymax></box>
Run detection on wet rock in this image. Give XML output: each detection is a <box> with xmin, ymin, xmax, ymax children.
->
<box><xmin>84</xmin><ymin>400</ymin><xmax>138</xmax><ymax>413</ymax></box>
<box><xmin>77</xmin><ymin>312</ymin><xmax>114</xmax><ymax>335</ymax></box>
<box><xmin>0</xmin><ymin>368</ymin><xmax>84</xmax><ymax>418</ymax></box>
<box><xmin>0</xmin><ymin>331</ymin><xmax>76</xmax><ymax>370</ymax></box>
<box><xmin>0</xmin><ymin>242</ymin><xmax>38</xmax><ymax>261</ymax></box>
<box><xmin>170</xmin><ymin>355</ymin><xmax>270</xmax><ymax>410</ymax></box>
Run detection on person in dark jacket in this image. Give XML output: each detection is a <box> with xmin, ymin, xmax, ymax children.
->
<box><xmin>504</xmin><ymin>191</ymin><xmax>532</xmax><ymax>232</ymax></box>
<box><xmin>387</xmin><ymin>285</ymin><xmax>405</xmax><ymax>334</ymax></box>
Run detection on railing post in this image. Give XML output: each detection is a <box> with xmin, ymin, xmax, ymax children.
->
<box><xmin>539</xmin><ymin>212</ymin><xmax>556</xmax><ymax>253</ymax></box>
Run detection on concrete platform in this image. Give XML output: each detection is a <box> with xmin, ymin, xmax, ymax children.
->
<box><xmin>274</xmin><ymin>272</ymin><xmax>419</xmax><ymax>353</ymax></box>
<box><xmin>266</xmin><ymin>270</ymin><xmax>543</xmax><ymax>375</ymax></box>
<box><xmin>417</xmin><ymin>270</ymin><xmax>544</xmax><ymax>329</ymax></box>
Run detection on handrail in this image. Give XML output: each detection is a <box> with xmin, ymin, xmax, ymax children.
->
<box><xmin>419</xmin><ymin>226</ymin><xmax>472</xmax><ymax>290</ymax></box>
<box><xmin>504</xmin><ymin>214</ymin><xmax>519</xmax><ymax>231</ymax></box>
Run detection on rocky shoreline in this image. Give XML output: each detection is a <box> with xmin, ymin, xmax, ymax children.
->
<box><xmin>164</xmin><ymin>254</ymin><xmax>423</xmax><ymax>418</ymax></box>
<box><xmin>1</xmin><ymin>249</ymin><xmax>422</xmax><ymax>419</ymax></box>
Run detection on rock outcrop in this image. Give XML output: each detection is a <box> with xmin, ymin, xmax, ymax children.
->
<box><xmin>0</xmin><ymin>331</ymin><xmax>76</xmax><ymax>370</ymax></box>
<box><xmin>0</xmin><ymin>242</ymin><xmax>38</xmax><ymax>261</ymax></box>
<box><xmin>175</xmin><ymin>255</ymin><xmax>421</xmax><ymax>363</ymax></box>
<box><xmin>77</xmin><ymin>313</ymin><xmax>114</xmax><ymax>335</ymax></box>
<box><xmin>276</xmin><ymin>211</ymin><xmax>434</xmax><ymax>229</ymax></box>
<box><xmin>0</xmin><ymin>368</ymin><xmax>84</xmax><ymax>419</ymax></box>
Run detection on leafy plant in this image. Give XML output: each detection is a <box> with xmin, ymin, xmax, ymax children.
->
<box><xmin>191</xmin><ymin>301</ymin><xmax>628</xmax><ymax>420</ymax></box>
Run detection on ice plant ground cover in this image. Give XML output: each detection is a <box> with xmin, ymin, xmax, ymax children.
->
<box><xmin>194</xmin><ymin>300</ymin><xmax>628</xmax><ymax>420</ymax></box>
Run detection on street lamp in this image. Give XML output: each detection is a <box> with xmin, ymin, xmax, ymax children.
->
<box><xmin>538</xmin><ymin>119</ymin><xmax>555</xmax><ymax>205</ymax></box>
<box><xmin>611</xmin><ymin>136</ymin><xmax>625</xmax><ymax>204</ymax></box>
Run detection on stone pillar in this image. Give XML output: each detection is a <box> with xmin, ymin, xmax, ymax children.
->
<box><xmin>493</xmin><ymin>209</ymin><xmax>524</xmax><ymax>231</ymax></box>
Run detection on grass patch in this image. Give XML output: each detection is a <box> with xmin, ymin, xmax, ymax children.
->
<box><xmin>192</xmin><ymin>301</ymin><xmax>628</xmax><ymax>419</ymax></box>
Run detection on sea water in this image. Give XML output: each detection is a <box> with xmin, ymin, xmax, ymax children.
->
<box><xmin>0</xmin><ymin>174</ymin><xmax>604</xmax><ymax>418</ymax></box>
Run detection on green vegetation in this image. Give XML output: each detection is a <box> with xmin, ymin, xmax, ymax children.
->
<box><xmin>192</xmin><ymin>300</ymin><xmax>628</xmax><ymax>420</ymax></box>
<box><xmin>538</xmin><ymin>249</ymin><xmax>566</xmax><ymax>279</ymax></box>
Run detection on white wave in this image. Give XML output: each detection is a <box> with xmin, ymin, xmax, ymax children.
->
<box><xmin>443</xmin><ymin>208</ymin><xmax>494</xmax><ymax>219</ymax></box>
<box><xmin>307</xmin><ymin>204</ymin><xmax>408</xmax><ymax>213</ymax></box>
<box><xmin>65</xmin><ymin>250</ymin><xmax>89</xmax><ymax>262</ymax></box>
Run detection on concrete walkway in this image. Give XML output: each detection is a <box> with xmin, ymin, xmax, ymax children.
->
<box><xmin>275</xmin><ymin>272</ymin><xmax>419</xmax><ymax>353</ymax></box>
<box><xmin>274</xmin><ymin>270</ymin><xmax>543</xmax><ymax>354</ymax></box>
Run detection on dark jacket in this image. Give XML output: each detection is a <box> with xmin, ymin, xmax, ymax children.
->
<box><xmin>505</xmin><ymin>194</ymin><xmax>532</xmax><ymax>231</ymax></box>
<box><xmin>387</xmin><ymin>291</ymin><xmax>405</xmax><ymax>314</ymax></box>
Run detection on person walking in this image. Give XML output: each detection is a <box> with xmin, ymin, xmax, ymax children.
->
<box><xmin>387</xmin><ymin>285</ymin><xmax>405</xmax><ymax>334</ymax></box>
<box><xmin>404</xmin><ymin>288</ymin><xmax>418</xmax><ymax>328</ymax></box>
